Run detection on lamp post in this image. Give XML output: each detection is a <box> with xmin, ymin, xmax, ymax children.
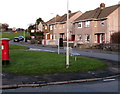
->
<box><xmin>66</xmin><ymin>0</ymin><xmax>69</xmax><ymax>68</ymax></box>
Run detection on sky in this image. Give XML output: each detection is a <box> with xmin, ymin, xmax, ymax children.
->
<box><xmin>0</xmin><ymin>0</ymin><xmax>119</xmax><ymax>29</ymax></box>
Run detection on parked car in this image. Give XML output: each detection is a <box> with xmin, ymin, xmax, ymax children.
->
<box><xmin>13</xmin><ymin>36</ymin><xmax>24</xmax><ymax>42</ymax></box>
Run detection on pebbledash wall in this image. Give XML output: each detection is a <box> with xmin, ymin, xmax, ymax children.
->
<box><xmin>41</xmin><ymin>3</ymin><xmax>120</xmax><ymax>46</ymax></box>
<box><xmin>73</xmin><ymin>4</ymin><xmax>120</xmax><ymax>45</ymax></box>
<box><xmin>106</xmin><ymin>7</ymin><xmax>119</xmax><ymax>43</ymax></box>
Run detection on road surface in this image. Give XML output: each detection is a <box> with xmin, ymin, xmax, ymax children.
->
<box><xmin>10</xmin><ymin>41</ymin><xmax>119</xmax><ymax>62</ymax></box>
<box><xmin>3</xmin><ymin>79</ymin><xmax>119</xmax><ymax>92</ymax></box>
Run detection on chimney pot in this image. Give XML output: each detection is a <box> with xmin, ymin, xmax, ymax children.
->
<box><xmin>68</xmin><ymin>10</ymin><xmax>71</xmax><ymax>14</ymax></box>
<box><xmin>100</xmin><ymin>3</ymin><xmax>105</xmax><ymax>9</ymax></box>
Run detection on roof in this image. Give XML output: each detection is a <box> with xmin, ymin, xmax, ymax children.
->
<box><xmin>75</xmin><ymin>4</ymin><xmax>120</xmax><ymax>22</ymax></box>
<box><xmin>58</xmin><ymin>12</ymin><xmax>77</xmax><ymax>22</ymax></box>
<box><xmin>46</xmin><ymin>11</ymin><xmax>79</xmax><ymax>24</ymax></box>
<box><xmin>46</xmin><ymin>15</ymin><xmax>61</xmax><ymax>24</ymax></box>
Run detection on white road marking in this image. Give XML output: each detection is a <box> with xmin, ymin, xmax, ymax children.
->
<box><xmin>29</xmin><ymin>48</ymin><xmax>55</xmax><ymax>52</ymax></box>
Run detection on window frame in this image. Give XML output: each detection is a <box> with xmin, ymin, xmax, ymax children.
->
<box><xmin>50</xmin><ymin>25</ymin><xmax>53</xmax><ymax>30</ymax></box>
<box><xmin>78</xmin><ymin>22</ymin><xmax>82</xmax><ymax>28</ymax></box>
<box><xmin>54</xmin><ymin>25</ymin><xmax>56</xmax><ymax>29</ymax></box>
<box><xmin>78</xmin><ymin>34</ymin><xmax>82</xmax><ymax>40</ymax></box>
<box><xmin>85</xmin><ymin>34</ymin><xmax>90</xmax><ymax>41</ymax></box>
<box><xmin>85</xmin><ymin>21</ymin><xmax>90</xmax><ymax>27</ymax></box>
<box><xmin>100</xmin><ymin>21</ymin><xmax>105</xmax><ymax>26</ymax></box>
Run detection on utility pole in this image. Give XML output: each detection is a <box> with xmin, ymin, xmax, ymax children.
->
<box><xmin>66</xmin><ymin>0</ymin><xmax>69</xmax><ymax>68</ymax></box>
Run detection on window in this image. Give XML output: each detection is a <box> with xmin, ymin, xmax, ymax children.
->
<box><xmin>50</xmin><ymin>25</ymin><xmax>52</xmax><ymax>30</ymax></box>
<box><xmin>78</xmin><ymin>22</ymin><xmax>82</xmax><ymax>28</ymax></box>
<box><xmin>59</xmin><ymin>25</ymin><xmax>63</xmax><ymax>29</ymax></box>
<box><xmin>101</xmin><ymin>21</ymin><xmax>104</xmax><ymax>26</ymax></box>
<box><xmin>94</xmin><ymin>21</ymin><xmax>97</xmax><ymax>27</ymax></box>
<box><xmin>78</xmin><ymin>34</ymin><xmax>82</xmax><ymax>40</ymax></box>
<box><xmin>85</xmin><ymin>21</ymin><xmax>90</xmax><ymax>27</ymax></box>
<box><xmin>85</xmin><ymin>34</ymin><xmax>90</xmax><ymax>41</ymax></box>
<box><xmin>63</xmin><ymin>24</ymin><xmax>65</xmax><ymax>28</ymax></box>
<box><xmin>54</xmin><ymin>25</ymin><xmax>56</xmax><ymax>29</ymax></box>
<box><xmin>45</xmin><ymin>26</ymin><xmax>47</xmax><ymax>30</ymax></box>
<box><xmin>50</xmin><ymin>34</ymin><xmax>53</xmax><ymax>39</ymax></box>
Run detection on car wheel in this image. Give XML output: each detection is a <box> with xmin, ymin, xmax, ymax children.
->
<box><xmin>14</xmin><ymin>39</ymin><xmax>19</xmax><ymax>42</ymax></box>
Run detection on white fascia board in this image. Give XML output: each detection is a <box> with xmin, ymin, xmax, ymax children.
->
<box><xmin>72</xmin><ymin>18</ymin><xmax>107</xmax><ymax>23</ymax></box>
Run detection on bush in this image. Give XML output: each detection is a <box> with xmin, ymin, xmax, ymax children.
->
<box><xmin>111</xmin><ymin>31</ymin><xmax>120</xmax><ymax>44</ymax></box>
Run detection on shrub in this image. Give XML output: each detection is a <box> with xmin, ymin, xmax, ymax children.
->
<box><xmin>111</xmin><ymin>31</ymin><xmax>120</xmax><ymax>44</ymax></box>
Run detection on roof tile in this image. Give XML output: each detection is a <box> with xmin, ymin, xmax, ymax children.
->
<box><xmin>75</xmin><ymin>4</ymin><xmax>120</xmax><ymax>21</ymax></box>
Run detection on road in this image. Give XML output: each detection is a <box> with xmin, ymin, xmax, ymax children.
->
<box><xmin>2</xmin><ymin>41</ymin><xmax>119</xmax><ymax>93</ymax></box>
<box><xmin>10</xmin><ymin>41</ymin><xmax>119</xmax><ymax>62</ymax></box>
<box><xmin>3</xmin><ymin>79</ymin><xmax>119</xmax><ymax>92</ymax></box>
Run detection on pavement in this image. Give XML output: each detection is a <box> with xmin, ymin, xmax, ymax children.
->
<box><xmin>1</xmin><ymin>41</ymin><xmax>120</xmax><ymax>89</ymax></box>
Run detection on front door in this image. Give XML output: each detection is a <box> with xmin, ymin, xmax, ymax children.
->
<box><xmin>97</xmin><ymin>35</ymin><xmax>100</xmax><ymax>43</ymax></box>
<box><xmin>97</xmin><ymin>34</ymin><xmax>105</xmax><ymax>43</ymax></box>
<box><xmin>47</xmin><ymin>34</ymin><xmax>50</xmax><ymax>39</ymax></box>
<box><xmin>71</xmin><ymin>35</ymin><xmax>75</xmax><ymax>41</ymax></box>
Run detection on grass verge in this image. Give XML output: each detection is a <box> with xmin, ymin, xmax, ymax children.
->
<box><xmin>2</xmin><ymin>31</ymin><xmax>30</xmax><ymax>39</ymax></box>
<box><xmin>3</xmin><ymin>50</ymin><xmax>107</xmax><ymax>75</ymax></box>
<box><xmin>9</xmin><ymin>44</ymin><xmax>29</xmax><ymax>50</ymax></box>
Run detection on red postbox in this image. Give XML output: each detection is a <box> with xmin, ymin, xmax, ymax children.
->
<box><xmin>0</xmin><ymin>38</ymin><xmax>10</xmax><ymax>65</ymax></box>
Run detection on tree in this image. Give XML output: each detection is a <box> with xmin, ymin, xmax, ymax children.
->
<box><xmin>28</xmin><ymin>24</ymin><xmax>35</xmax><ymax>32</ymax></box>
<box><xmin>36</xmin><ymin>18</ymin><xmax>44</xmax><ymax>25</ymax></box>
<box><xmin>1</xmin><ymin>23</ymin><xmax>9</xmax><ymax>31</ymax></box>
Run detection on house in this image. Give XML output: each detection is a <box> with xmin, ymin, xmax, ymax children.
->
<box><xmin>43</xmin><ymin>15</ymin><xmax>61</xmax><ymax>45</ymax></box>
<box><xmin>44</xmin><ymin>11</ymin><xmax>82</xmax><ymax>45</ymax></box>
<box><xmin>53</xmin><ymin>10</ymin><xmax>82</xmax><ymax>41</ymax></box>
<box><xmin>29</xmin><ymin>21</ymin><xmax>47</xmax><ymax>44</ymax></box>
<box><xmin>46</xmin><ymin>15</ymin><xmax>61</xmax><ymax>40</ymax></box>
<box><xmin>73</xmin><ymin>3</ymin><xmax>120</xmax><ymax>45</ymax></box>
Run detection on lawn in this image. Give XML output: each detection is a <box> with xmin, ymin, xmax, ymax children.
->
<box><xmin>9</xmin><ymin>44</ymin><xmax>29</xmax><ymax>50</ymax></box>
<box><xmin>2</xmin><ymin>45</ymin><xmax>107</xmax><ymax>75</ymax></box>
<box><xmin>2</xmin><ymin>31</ymin><xmax>30</xmax><ymax>39</ymax></box>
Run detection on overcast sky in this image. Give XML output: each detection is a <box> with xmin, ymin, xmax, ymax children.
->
<box><xmin>0</xmin><ymin>0</ymin><xmax>119</xmax><ymax>29</ymax></box>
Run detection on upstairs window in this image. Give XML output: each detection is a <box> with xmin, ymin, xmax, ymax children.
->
<box><xmin>59</xmin><ymin>25</ymin><xmax>63</xmax><ymax>29</ymax></box>
<box><xmin>78</xmin><ymin>22</ymin><xmax>82</xmax><ymax>28</ymax></box>
<box><xmin>54</xmin><ymin>25</ymin><xmax>56</xmax><ymax>29</ymax></box>
<box><xmin>101</xmin><ymin>21</ymin><xmax>105</xmax><ymax>26</ymax></box>
<box><xmin>94</xmin><ymin>21</ymin><xmax>97</xmax><ymax>27</ymax></box>
<box><xmin>63</xmin><ymin>24</ymin><xmax>66</xmax><ymax>28</ymax></box>
<box><xmin>50</xmin><ymin>25</ymin><xmax>52</xmax><ymax>30</ymax></box>
<box><xmin>45</xmin><ymin>26</ymin><xmax>47</xmax><ymax>30</ymax></box>
<box><xmin>85</xmin><ymin>21</ymin><xmax>90</xmax><ymax>27</ymax></box>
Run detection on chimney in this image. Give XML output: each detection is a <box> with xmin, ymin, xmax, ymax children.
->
<box><xmin>56</xmin><ymin>14</ymin><xmax>59</xmax><ymax>17</ymax></box>
<box><xmin>68</xmin><ymin>10</ymin><xmax>72</xmax><ymax>14</ymax></box>
<box><xmin>100</xmin><ymin>3</ymin><xmax>105</xmax><ymax>9</ymax></box>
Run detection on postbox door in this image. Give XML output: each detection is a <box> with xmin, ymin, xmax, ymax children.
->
<box><xmin>2</xmin><ymin>42</ymin><xmax>9</xmax><ymax>60</ymax></box>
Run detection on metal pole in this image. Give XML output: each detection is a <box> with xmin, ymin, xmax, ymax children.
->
<box><xmin>58</xmin><ymin>37</ymin><xmax>60</xmax><ymax>54</ymax></box>
<box><xmin>24</xmin><ymin>30</ymin><xmax>25</xmax><ymax>42</ymax></box>
<box><xmin>56</xmin><ymin>15</ymin><xmax>60</xmax><ymax>54</ymax></box>
<box><xmin>66</xmin><ymin>0</ymin><xmax>69</xmax><ymax>68</ymax></box>
<box><xmin>36</xmin><ymin>21</ymin><xmax>37</xmax><ymax>32</ymax></box>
